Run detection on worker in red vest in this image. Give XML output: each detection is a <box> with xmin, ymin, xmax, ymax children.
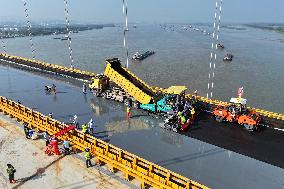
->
<box><xmin>126</xmin><ymin>106</ymin><xmax>131</xmax><ymax>119</ymax></box>
<box><xmin>50</xmin><ymin>136</ymin><xmax>60</xmax><ymax>155</ymax></box>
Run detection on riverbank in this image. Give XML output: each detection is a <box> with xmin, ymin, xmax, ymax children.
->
<box><xmin>0</xmin><ymin>24</ymin><xmax>115</xmax><ymax>39</ymax></box>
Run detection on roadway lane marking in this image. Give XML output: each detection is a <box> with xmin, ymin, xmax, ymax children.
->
<box><xmin>273</xmin><ymin>127</ymin><xmax>284</xmax><ymax>132</ymax></box>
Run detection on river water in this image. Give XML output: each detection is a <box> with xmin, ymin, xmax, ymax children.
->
<box><xmin>2</xmin><ymin>24</ymin><xmax>284</xmax><ymax>113</ymax></box>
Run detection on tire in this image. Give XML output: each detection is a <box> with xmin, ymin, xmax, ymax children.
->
<box><xmin>172</xmin><ymin>124</ymin><xmax>179</xmax><ymax>132</ymax></box>
<box><xmin>133</xmin><ymin>101</ymin><xmax>140</xmax><ymax>109</ymax></box>
<box><xmin>160</xmin><ymin>123</ymin><xmax>166</xmax><ymax>129</ymax></box>
<box><xmin>172</xmin><ymin>128</ymin><xmax>178</xmax><ymax>133</ymax></box>
<box><xmin>158</xmin><ymin>112</ymin><xmax>166</xmax><ymax>117</ymax></box>
<box><xmin>95</xmin><ymin>92</ymin><xmax>100</xmax><ymax>97</ymax></box>
<box><xmin>244</xmin><ymin>124</ymin><xmax>254</xmax><ymax>132</ymax></box>
<box><xmin>93</xmin><ymin>90</ymin><xmax>100</xmax><ymax>97</ymax></box>
<box><xmin>215</xmin><ymin>116</ymin><xmax>223</xmax><ymax>123</ymax></box>
<box><xmin>101</xmin><ymin>92</ymin><xmax>107</xmax><ymax>99</ymax></box>
<box><xmin>124</xmin><ymin>99</ymin><xmax>131</xmax><ymax>107</ymax></box>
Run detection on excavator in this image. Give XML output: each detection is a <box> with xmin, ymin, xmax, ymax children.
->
<box><xmin>213</xmin><ymin>97</ymin><xmax>261</xmax><ymax>131</ymax></box>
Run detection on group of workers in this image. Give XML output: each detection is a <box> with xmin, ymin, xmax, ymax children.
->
<box><xmin>45</xmin><ymin>84</ymin><xmax>57</xmax><ymax>94</ymax></box>
<box><xmin>72</xmin><ymin>115</ymin><xmax>96</xmax><ymax>134</ymax></box>
<box><xmin>23</xmin><ymin>123</ymin><xmax>38</xmax><ymax>139</ymax></box>
<box><xmin>5</xmin><ymin>83</ymin><xmax>105</xmax><ymax>184</ymax></box>
<box><xmin>165</xmin><ymin>93</ymin><xmax>199</xmax><ymax>130</ymax></box>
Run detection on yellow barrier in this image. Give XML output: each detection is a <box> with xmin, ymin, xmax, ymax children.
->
<box><xmin>1</xmin><ymin>53</ymin><xmax>283</xmax><ymax>121</ymax></box>
<box><xmin>0</xmin><ymin>96</ymin><xmax>209</xmax><ymax>189</ymax></box>
<box><xmin>0</xmin><ymin>53</ymin><xmax>96</xmax><ymax>80</ymax></box>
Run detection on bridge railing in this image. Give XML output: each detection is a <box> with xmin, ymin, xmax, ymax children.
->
<box><xmin>0</xmin><ymin>96</ymin><xmax>209</xmax><ymax>189</ymax></box>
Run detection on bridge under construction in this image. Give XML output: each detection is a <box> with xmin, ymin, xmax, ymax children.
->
<box><xmin>0</xmin><ymin>53</ymin><xmax>284</xmax><ymax>189</ymax></box>
<box><xmin>0</xmin><ymin>0</ymin><xmax>284</xmax><ymax>188</ymax></box>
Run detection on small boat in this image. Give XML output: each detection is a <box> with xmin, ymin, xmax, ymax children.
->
<box><xmin>53</xmin><ymin>37</ymin><xmax>61</xmax><ymax>39</ymax></box>
<box><xmin>132</xmin><ymin>51</ymin><xmax>155</xmax><ymax>61</ymax></box>
<box><xmin>133</xmin><ymin>25</ymin><xmax>137</xmax><ymax>28</ymax></box>
<box><xmin>217</xmin><ymin>43</ymin><xmax>225</xmax><ymax>49</ymax></box>
<box><xmin>61</xmin><ymin>36</ymin><xmax>71</xmax><ymax>40</ymax></box>
<box><xmin>223</xmin><ymin>54</ymin><xmax>233</xmax><ymax>61</ymax></box>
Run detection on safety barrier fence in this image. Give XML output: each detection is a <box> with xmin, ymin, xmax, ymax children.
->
<box><xmin>0</xmin><ymin>96</ymin><xmax>209</xmax><ymax>189</ymax></box>
<box><xmin>1</xmin><ymin>53</ymin><xmax>283</xmax><ymax>121</ymax></box>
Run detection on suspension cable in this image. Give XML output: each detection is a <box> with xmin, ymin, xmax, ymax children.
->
<box><xmin>22</xmin><ymin>0</ymin><xmax>36</xmax><ymax>60</ymax></box>
<box><xmin>122</xmin><ymin>0</ymin><xmax>129</xmax><ymax>68</ymax></box>
<box><xmin>207</xmin><ymin>0</ymin><xmax>223</xmax><ymax>99</ymax></box>
<box><xmin>63</xmin><ymin>0</ymin><xmax>74</xmax><ymax>69</ymax></box>
<box><xmin>0</xmin><ymin>37</ymin><xmax>7</xmax><ymax>54</ymax></box>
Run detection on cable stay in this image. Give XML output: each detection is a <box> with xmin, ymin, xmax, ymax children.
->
<box><xmin>122</xmin><ymin>0</ymin><xmax>129</xmax><ymax>68</ymax></box>
<box><xmin>22</xmin><ymin>0</ymin><xmax>36</xmax><ymax>60</ymax></box>
<box><xmin>207</xmin><ymin>0</ymin><xmax>223</xmax><ymax>99</ymax></box>
<box><xmin>63</xmin><ymin>0</ymin><xmax>75</xmax><ymax>69</ymax></box>
<box><xmin>0</xmin><ymin>37</ymin><xmax>7</xmax><ymax>54</ymax></box>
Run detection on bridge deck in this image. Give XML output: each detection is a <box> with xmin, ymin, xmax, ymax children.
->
<box><xmin>0</xmin><ymin>65</ymin><xmax>284</xmax><ymax>189</ymax></box>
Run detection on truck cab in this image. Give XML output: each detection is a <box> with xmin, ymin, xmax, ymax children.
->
<box><xmin>89</xmin><ymin>74</ymin><xmax>109</xmax><ymax>96</ymax></box>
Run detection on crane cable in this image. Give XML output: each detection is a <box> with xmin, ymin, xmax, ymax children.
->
<box><xmin>22</xmin><ymin>0</ymin><xmax>36</xmax><ymax>60</ymax></box>
<box><xmin>207</xmin><ymin>0</ymin><xmax>223</xmax><ymax>99</ymax></box>
<box><xmin>63</xmin><ymin>0</ymin><xmax>74</xmax><ymax>69</ymax></box>
<box><xmin>122</xmin><ymin>0</ymin><xmax>129</xmax><ymax>68</ymax></box>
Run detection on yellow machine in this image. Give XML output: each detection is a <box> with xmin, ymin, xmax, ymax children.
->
<box><xmin>89</xmin><ymin>74</ymin><xmax>109</xmax><ymax>94</ymax></box>
<box><xmin>89</xmin><ymin>58</ymin><xmax>188</xmax><ymax>111</ymax></box>
<box><xmin>89</xmin><ymin>73</ymin><xmax>134</xmax><ymax>105</ymax></box>
<box><xmin>104</xmin><ymin>58</ymin><xmax>156</xmax><ymax>104</ymax></box>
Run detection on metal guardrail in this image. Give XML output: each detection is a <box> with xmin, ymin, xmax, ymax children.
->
<box><xmin>0</xmin><ymin>53</ymin><xmax>283</xmax><ymax>121</ymax></box>
<box><xmin>0</xmin><ymin>96</ymin><xmax>209</xmax><ymax>189</ymax></box>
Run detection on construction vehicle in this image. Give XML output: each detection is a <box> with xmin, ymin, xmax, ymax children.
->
<box><xmin>89</xmin><ymin>58</ymin><xmax>201</xmax><ymax>132</ymax></box>
<box><xmin>89</xmin><ymin>58</ymin><xmax>189</xmax><ymax>115</ymax></box>
<box><xmin>162</xmin><ymin>96</ymin><xmax>200</xmax><ymax>132</ymax></box>
<box><xmin>213</xmin><ymin>97</ymin><xmax>261</xmax><ymax>131</ymax></box>
<box><xmin>89</xmin><ymin>74</ymin><xmax>136</xmax><ymax>107</ymax></box>
<box><xmin>139</xmin><ymin>86</ymin><xmax>187</xmax><ymax>115</ymax></box>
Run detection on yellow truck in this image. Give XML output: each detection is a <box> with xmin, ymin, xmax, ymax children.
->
<box><xmin>104</xmin><ymin>58</ymin><xmax>157</xmax><ymax>104</ymax></box>
<box><xmin>89</xmin><ymin>58</ymin><xmax>187</xmax><ymax>114</ymax></box>
<box><xmin>89</xmin><ymin>58</ymin><xmax>158</xmax><ymax>108</ymax></box>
